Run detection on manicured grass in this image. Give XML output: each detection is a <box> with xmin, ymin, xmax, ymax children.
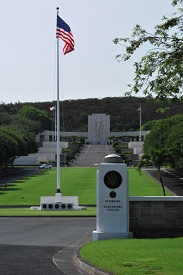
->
<box><xmin>0</xmin><ymin>167</ymin><xmax>173</xmax><ymax>216</ymax></box>
<box><xmin>0</xmin><ymin>167</ymin><xmax>98</xmax><ymax>206</ymax></box>
<box><xmin>59</xmin><ymin>167</ymin><xmax>97</xmax><ymax>204</ymax></box>
<box><xmin>0</xmin><ymin>207</ymin><xmax>96</xmax><ymax>216</ymax></box>
<box><xmin>128</xmin><ymin>168</ymin><xmax>172</xmax><ymax>196</ymax></box>
<box><xmin>80</xmin><ymin>238</ymin><xmax>183</xmax><ymax>275</ymax></box>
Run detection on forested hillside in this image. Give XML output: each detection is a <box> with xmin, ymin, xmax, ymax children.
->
<box><xmin>1</xmin><ymin>97</ymin><xmax>183</xmax><ymax>131</ymax></box>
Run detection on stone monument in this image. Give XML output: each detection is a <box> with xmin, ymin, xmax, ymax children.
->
<box><xmin>88</xmin><ymin>113</ymin><xmax>110</xmax><ymax>145</ymax></box>
<box><xmin>92</xmin><ymin>154</ymin><xmax>133</xmax><ymax>241</ymax></box>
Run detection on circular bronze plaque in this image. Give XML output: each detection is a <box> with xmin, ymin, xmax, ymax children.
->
<box><xmin>110</xmin><ymin>191</ymin><xmax>117</xmax><ymax>198</ymax></box>
<box><xmin>104</xmin><ymin>170</ymin><xmax>122</xmax><ymax>189</ymax></box>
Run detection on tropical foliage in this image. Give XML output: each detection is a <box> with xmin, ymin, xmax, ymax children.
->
<box><xmin>138</xmin><ymin>114</ymin><xmax>183</xmax><ymax>195</ymax></box>
<box><xmin>113</xmin><ymin>0</ymin><xmax>183</xmax><ymax>101</ymax></box>
<box><xmin>0</xmin><ymin>105</ymin><xmax>52</xmax><ymax>172</ymax></box>
<box><xmin>0</xmin><ymin>127</ymin><xmax>38</xmax><ymax>172</ymax></box>
<box><xmin>1</xmin><ymin>97</ymin><xmax>183</xmax><ymax>132</ymax></box>
<box><xmin>19</xmin><ymin>105</ymin><xmax>52</xmax><ymax>132</ymax></box>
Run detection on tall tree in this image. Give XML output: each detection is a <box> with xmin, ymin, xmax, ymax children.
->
<box><xmin>139</xmin><ymin>150</ymin><xmax>168</xmax><ymax>196</ymax></box>
<box><xmin>166</xmin><ymin>120</ymin><xmax>183</xmax><ymax>169</ymax></box>
<box><xmin>113</xmin><ymin>0</ymin><xmax>183</xmax><ymax>101</ymax></box>
<box><xmin>0</xmin><ymin>130</ymin><xmax>18</xmax><ymax>170</ymax></box>
<box><xmin>11</xmin><ymin>114</ymin><xmax>42</xmax><ymax>135</ymax></box>
<box><xmin>0</xmin><ymin>128</ymin><xmax>27</xmax><ymax>167</ymax></box>
<box><xmin>19</xmin><ymin>105</ymin><xmax>52</xmax><ymax>131</ymax></box>
<box><xmin>141</xmin><ymin>114</ymin><xmax>183</xmax><ymax>194</ymax></box>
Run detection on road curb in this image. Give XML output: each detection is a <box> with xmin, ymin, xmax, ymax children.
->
<box><xmin>74</xmin><ymin>246</ymin><xmax>112</xmax><ymax>275</ymax></box>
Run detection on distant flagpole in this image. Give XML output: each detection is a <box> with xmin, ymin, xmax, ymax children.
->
<box><xmin>138</xmin><ymin>106</ymin><xmax>142</xmax><ymax>141</ymax></box>
<box><xmin>54</xmin><ymin>107</ymin><xmax>56</xmax><ymax>141</ymax></box>
<box><xmin>56</xmin><ymin>7</ymin><xmax>61</xmax><ymax>194</ymax></box>
<box><xmin>49</xmin><ymin>106</ymin><xmax>56</xmax><ymax>140</ymax></box>
<box><xmin>52</xmin><ymin>106</ymin><xmax>56</xmax><ymax>141</ymax></box>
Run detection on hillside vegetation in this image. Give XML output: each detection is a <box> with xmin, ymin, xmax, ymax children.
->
<box><xmin>1</xmin><ymin>97</ymin><xmax>183</xmax><ymax>132</ymax></box>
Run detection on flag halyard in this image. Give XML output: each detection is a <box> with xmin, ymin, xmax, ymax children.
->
<box><xmin>56</xmin><ymin>15</ymin><xmax>74</xmax><ymax>55</ymax></box>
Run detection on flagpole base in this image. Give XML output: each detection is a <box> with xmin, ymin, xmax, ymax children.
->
<box><xmin>55</xmin><ymin>192</ymin><xmax>62</xmax><ymax>202</ymax></box>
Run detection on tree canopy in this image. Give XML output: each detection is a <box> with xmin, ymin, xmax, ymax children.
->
<box><xmin>1</xmin><ymin>97</ymin><xmax>183</xmax><ymax>133</ymax></box>
<box><xmin>141</xmin><ymin>114</ymin><xmax>183</xmax><ymax>175</ymax></box>
<box><xmin>0</xmin><ymin>105</ymin><xmax>42</xmax><ymax>172</ymax></box>
<box><xmin>0</xmin><ymin>127</ymin><xmax>38</xmax><ymax>171</ymax></box>
<box><xmin>113</xmin><ymin>0</ymin><xmax>183</xmax><ymax>101</ymax></box>
<box><xmin>138</xmin><ymin>113</ymin><xmax>183</xmax><ymax>195</ymax></box>
<box><xmin>19</xmin><ymin>105</ymin><xmax>52</xmax><ymax>131</ymax></box>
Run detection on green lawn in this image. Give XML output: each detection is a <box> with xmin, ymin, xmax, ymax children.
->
<box><xmin>0</xmin><ymin>207</ymin><xmax>96</xmax><ymax>216</ymax></box>
<box><xmin>0</xmin><ymin>167</ymin><xmax>172</xmax><ymax>206</ymax></box>
<box><xmin>0</xmin><ymin>167</ymin><xmax>98</xmax><ymax>206</ymax></box>
<box><xmin>80</xmin><ymin>238</ymin><xmax>183</xmax><ymax>275</ymax></box>
<box><xmin>128</xmin><ymin>168</ymin><xmax>172</xmax><ymax>196</ymax></box>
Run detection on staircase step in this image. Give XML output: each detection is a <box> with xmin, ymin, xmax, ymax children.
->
<box><xmin>71</xmin><ymin>145</ymin><xmax>115</xmax><ymax>167</ymax></box>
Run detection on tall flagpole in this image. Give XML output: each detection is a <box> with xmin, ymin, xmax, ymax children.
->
<box><xmin>56</xmin><ymin>7</ymin><xmax>61</xmax><ymax>194</ymax></box>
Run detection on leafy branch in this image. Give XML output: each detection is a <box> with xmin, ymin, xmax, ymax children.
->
<box><xmin>113</xmin><ymin>2</ymin><xmax>183</xmax><ymax>101</ymax></box>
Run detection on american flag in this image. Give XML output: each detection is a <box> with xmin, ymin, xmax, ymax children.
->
<box><xmin>50</xmin><ymin>106</ymin><xmax>56</xmax><ymax>111</ymax></box>
<box><xmin>56</xmin><ymin>15</ymin><xmax>74</xmax><ymax>55</ymax></box>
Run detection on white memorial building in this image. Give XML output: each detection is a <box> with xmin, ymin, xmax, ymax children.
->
<box><xmin>14</xmin><ymin>114</ymin><xmax>149</xmax><ymax>165</ymax></box>
<box><xmin>36</xmin><ymin>113</ymin><xmax>149</xmax><ymax>145</ymax></box>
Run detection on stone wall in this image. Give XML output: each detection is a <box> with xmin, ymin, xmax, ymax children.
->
<box><xmin>129</xmin><ymin>197</ymin><xmax>183</xmax><ymax>238</ymax></box>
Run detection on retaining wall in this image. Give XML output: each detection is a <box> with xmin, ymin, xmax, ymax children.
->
<box><xmin>129</xmin><ymin>196</ymin><xmax>183</xmax><ymax>238</ymax></box>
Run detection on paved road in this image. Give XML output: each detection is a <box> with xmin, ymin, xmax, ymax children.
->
<box><xmin>0</xmin><ymin>169</ymin><xmax>96</xmax><ymax>274</ymax></box>
<box><xmin>143</xmin><ymin>168</ymin><xmax>183</xmax><ymax>196</ymax></box>
<box><xmin>0</xmin><ymin>217</ymin><xmax>96</xmax><ymax>275</ymax></box>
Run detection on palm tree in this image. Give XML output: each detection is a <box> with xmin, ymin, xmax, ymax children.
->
<box><xmin>140</xmin><ymin>148</ymin><xmax>170</xmax><ymax>196</ymax></box>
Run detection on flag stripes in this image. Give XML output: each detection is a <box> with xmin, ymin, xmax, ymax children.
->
<box><xmin>56</xmin><ymin>15</ymin><xmax>74</xmax><ymax>55</ymax></box>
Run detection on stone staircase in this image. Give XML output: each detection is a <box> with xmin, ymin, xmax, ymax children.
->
<box><xmin>71</xmin><ymin>144</ymin><xmax>115</xmax><ymax>167</ymax></box>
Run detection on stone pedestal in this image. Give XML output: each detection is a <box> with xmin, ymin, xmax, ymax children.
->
<box><xmin>92</xmin><ymin>156</ymin><xmax>133</xmax><ymax>241</ymax></box>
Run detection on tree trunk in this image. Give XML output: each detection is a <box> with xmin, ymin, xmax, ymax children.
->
<box><xmin>4</xmin><ymin>160</ymin><xmax>9</xmax><ymax>172</ymax></box>
<box><xmin>158</xmin><ymin>167</ymin><xmax>166</xmax><ymax>196</ymax></box>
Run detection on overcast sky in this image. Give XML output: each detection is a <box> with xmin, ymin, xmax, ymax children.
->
<box><xmin>0</xmin><ymin>1</ymin><xmax>180</xmax><ymax>104</ymax></box>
